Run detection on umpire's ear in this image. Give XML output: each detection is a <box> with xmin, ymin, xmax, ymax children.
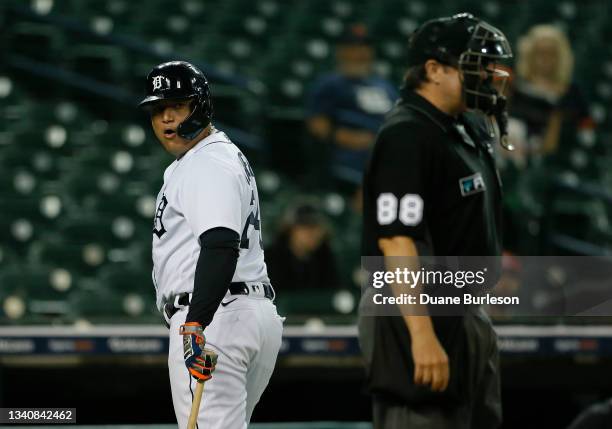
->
<box><xmin>423</xmin><ymin>59</ymin><xmax>446</xmax><ymax>85</ymax></box>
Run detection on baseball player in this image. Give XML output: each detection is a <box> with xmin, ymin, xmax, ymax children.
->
<box><xmin>139</xmin><ymin>61</ymin><xmax>283</xmax><ymax>429</ymax></box>
<box><xmin>359</xmin><ymin>14</ymin><xmax>512</xmax><ymax>428</ymax></box>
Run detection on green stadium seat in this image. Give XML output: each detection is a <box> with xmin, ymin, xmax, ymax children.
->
<box><xmin>275</xmin><ymin>288</ymin><xmax>357</xmax><ymax>316</ymax></box>
<box><xmin>60</xmin><ymin>167</ymin><xmax>123</xmax><ymax>203</ymax></box>
<box><xmin>0</xmin><ymin>214</ymin><xmax>33</xmax><ymax>253</ymax></box>
<box><xmin>70</xmin><ymin>44</ymin><xmax>129</xmax><ymax>83</ymax></box>
<box><xmin>98</xmin><ymin>263</ymin><xmax>153</xmax><ymax>295</ymax></box>
<box><xmin>87</xmin><ymin>191</ymin><xmax>157</xmax><ymax>221</ymax></box>
<box><xmin>0</xmin><ymin>265</ymin><xmax>74</xmax><ymax>316</ymax></box>
<box><xmin>69</xmin><ymin>286</ymin><xmax>125</xmax><ymax>318</ymax></box>
<box><xmin>6</xmin><ymin>23</ymin><xmax>64</xmax><ymax>62</ymax></box>
<box><xmin>10</xmin><ymin>125</ymin><xmax>74</xmax><ymax>156</ymax></box>
<box><xmin>68</xmin><ymin>145</ymin><xmax>135</xmax><ymax>175</ymax></box>
<box><xmin>0</xmin><ymin>145</ymin><xmax>61</xmax><ymax>179</ymax></box>
<box><xmin>103</xmin><ymin>122</ymin><xmax>151</xmax><ymax>154</ymax></box>
<box><xmin>0</xmin><ymin>169</ymin><xmax>37</xmax><ymax>197</ymax></box>
<box><xmin>0</xmin><ymin>287</ymin><xmax>28</xmax><ymax>322</ymax></box>
<box><xmin>0</xmin><ymin>191</ymin><xmax>67</xmax><ymax>225</ymax></box>
<box><xmin>0</xmin><ymin>75</ymin><xmax>23</xmax><ymax>106</ymax></box>
<box><xmin>133</xmin><ymin>13</ymin><xmax>193</xmax><ymax>44</ymax></box>
<box><xmin>57</xmin><ymin>210</ymin><xmax>151</xmax><ymax>248</ymax></box>
<box><xmin>69</xmin><ymin>275</ymin><xmax>157</xmax><ymax>320</ymax></box>
<box><xmin>28</xmin><ymin>237</ymin><xmax>108</xmax><ymax>276</ymax></box>
<box><xmin>57</xmin><ymin>215</ymin><xmax>116</xmax><ymax>245</ymax></box>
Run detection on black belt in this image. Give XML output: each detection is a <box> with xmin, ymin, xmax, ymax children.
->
<box><xmin>228</xmin><ymin>282</ymin><xmax>275</xmax><ymax>300</ymax></box>
<box><xmin>163</xmin><ymin>282</ymin><xmax>274</xmax><ymax>327</ymax></box>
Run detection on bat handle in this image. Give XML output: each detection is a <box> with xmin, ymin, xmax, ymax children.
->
<box><xmin>187</xmin><ymin>380</ymin><xmax>205</xmax><ymax>429</ymax></box>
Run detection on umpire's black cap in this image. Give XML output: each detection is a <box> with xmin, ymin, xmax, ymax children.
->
<box><xmin>406</xmin><ymin>13</ymin><xmax>511</xmax><ymax>66</ymax></box>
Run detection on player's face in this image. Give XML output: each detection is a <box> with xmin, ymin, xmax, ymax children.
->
<box><xmin>150</xmin><ymin>99</ymin><xmax>198</xmax><ymax>157</ymax></box>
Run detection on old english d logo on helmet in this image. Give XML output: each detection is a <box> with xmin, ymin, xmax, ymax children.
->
<box><xmin>139</xmin><ymin>61</ymin><xmax>213</xmax><ymax>141</ymax></box>
<box><xmin>152</xmin><ymin>75</ymin><xmax>170</xmax><ymax>92</ymax></box>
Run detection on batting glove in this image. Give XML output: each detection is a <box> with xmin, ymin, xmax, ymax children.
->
<box><xmin>179</xmin><ymin>322</ymin><xmax>218</xmax><ymax>381</ymax></box>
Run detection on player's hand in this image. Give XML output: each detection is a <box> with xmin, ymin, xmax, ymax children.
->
<box><xmin>179</xmin><ymin>322</ymin><xmax>218</xmax><ymax>381</ymax></box>
<box><xmin>411</xmin><ymin>332</ymin><xmax>449</xmax><ymax>392</ymax></box>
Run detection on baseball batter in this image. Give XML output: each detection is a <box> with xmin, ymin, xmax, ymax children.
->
<box><xmin>139</xmin><ymin>61</ymin><xmax>283</xmax><ymax>429</ymax></box>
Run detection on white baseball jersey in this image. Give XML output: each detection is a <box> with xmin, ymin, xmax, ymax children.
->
<box><xmin>152</xmin><ymin>129</ymin><xmax>270</xmax><ymax>310</ymax></box>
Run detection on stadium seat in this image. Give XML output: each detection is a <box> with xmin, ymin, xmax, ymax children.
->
<box><xmin>68</xmin><ymin>285</ymin><xmax>125</xmax><ymax>319</ymax></box>
<box><xmin>6</xmin><ymin>22</ymin><xmax>64</xmax><ymax>62</ymax></box>
<box><xmin>98</xmin><ymin>263</ymin><xmax>153</xmax><ymax>295</ymax></box>
<box><xmin>275</xmin><ymin>288</ymin><xmax>357</xmax><ymax>316</ymax></box>
<box><xmin>0</xmin><ymin>146</ymin><xmax>61</xmax><ymax>179</ymax></box>
<box><xmin>0</xmin><ymin>265</ymin><xmax>74</xmax><ymax>316</ymax></box>
<box><xmin>28</xmin><ymin>237</ymin><xmax>108</xmax><ymax>276</ymax></box>
<box><xmin>69</xmin><ymin>274</ymin><xmax>157</xmax><ymax>320</ymax></box>
<box><xmin>69</xmin><ymin>44</ymin><xmax>129</xmax><ymax>83</ymax></box>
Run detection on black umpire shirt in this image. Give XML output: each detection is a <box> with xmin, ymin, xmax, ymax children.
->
<box><xmin>361</xmin><ymin>88</ymin><xmax>503</xmax><ymax>406</ymax></box>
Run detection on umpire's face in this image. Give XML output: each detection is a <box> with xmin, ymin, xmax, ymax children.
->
<box><xmin>150</xmin><ymin>98</ymin><xmax>199</xmax><ymax>157</ymax></box>
<box><xmin>425</xmin><ymin>60</ymin><xmax>465</xmax><ymax>115</ymax></box>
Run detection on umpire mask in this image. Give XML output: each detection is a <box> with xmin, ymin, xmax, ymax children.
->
<box><xmin>407</xmin><ymin>13</ymin><xmax>514</xmax><ymax>149</ymax></box>
<box><xmin>458</xmin><ymin>20</ymin><xmax>512</xmax><ymax>116</ymax></box>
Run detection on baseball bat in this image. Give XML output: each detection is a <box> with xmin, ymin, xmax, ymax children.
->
<box><xmin>187</xmin><ymin>380</ymin><xmax>205</xmax><ymax>429</ymax></box>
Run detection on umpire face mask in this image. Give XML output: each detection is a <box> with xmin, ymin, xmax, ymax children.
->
<box><xmin>460</xmin><ymin>60</ymin><xmax>509</xmax><ymax>115</ymax></box>
<box><xmin>458</xmin><ymin>22</ymin><xmax>512</xmax><ymax>114</ymax></box>
<box><xmin>457</xmin><ymin>22</ymin><xmax>513</xmax><ymax>148</ymax></box>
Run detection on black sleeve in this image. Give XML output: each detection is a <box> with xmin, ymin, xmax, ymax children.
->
<box><xmin>370</xmin><ymin>122</ymin><xmax>436</xmax><ymax>240</ymax></box>
<box><xmin>185</xmin><ymin>227</ymin><xmax>240</xmax><ymax>326</ymax></box>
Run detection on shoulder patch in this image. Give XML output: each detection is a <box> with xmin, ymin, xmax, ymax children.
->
<box><xmin>459</xmin><ymin>173</ymin><xmax>486</xmax><ymax>196</ymax></box>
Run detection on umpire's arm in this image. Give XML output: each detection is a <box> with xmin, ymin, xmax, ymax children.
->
<box><xmin>379</xmin><ymin>235</ymin><xmax>449</xmax><ymax>392</ymax></box>
<box><xmin>371</xmin><ymin>121</ymin><xmax>449</xmax><ymax>392</ymax></box>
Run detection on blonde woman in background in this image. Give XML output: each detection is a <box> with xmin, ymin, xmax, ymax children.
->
<box><xmin>506</xmin><ymin>24</ymin><xmax>594</xmax><ymax>165</ymax></box>
<box><xmin>500</xmin><ymin>25</ymin><xmax>596</xmax><ymax>254</ymax></box>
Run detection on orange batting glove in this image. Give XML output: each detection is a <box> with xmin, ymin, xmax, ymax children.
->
<box><xmin>179</xmin><ymin>322</ymin><xmax>218</xmax><ymax>381</ymax></box>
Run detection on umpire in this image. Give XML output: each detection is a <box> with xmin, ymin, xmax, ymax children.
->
<box><xmin>359</xmin><ymin>13</ymin><xmax>513</xmax><ymax>429</ymax></box>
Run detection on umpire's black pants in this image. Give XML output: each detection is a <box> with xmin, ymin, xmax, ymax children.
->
<box><xmin>361</xmin><ymin>307</ymin><xmax>502</xmax><ymax>429</ymax></box>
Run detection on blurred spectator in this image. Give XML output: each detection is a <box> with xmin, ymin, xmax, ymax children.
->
<box><xmin>505</xmin><ymin>24</ymin><xmax>595</xmax><ymax>167</ymax></box>
<box><xmin>305</xmin><ymin>24</ymin><xmax>398</xmax><ymax>190</ymax></box>
<box><xmin>266</xmin><ymin>201</ymin><xmax>341</xmax><ymax>290</ymax></box>
<box><xmin>500</xmin><ymin>25</ymin><xmax>596</xmax><ymax>254</ymax></box>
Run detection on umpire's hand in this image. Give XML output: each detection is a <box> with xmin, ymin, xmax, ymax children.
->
<box><xmin>411</xmin><ymin>332</ymin><xmax>449</xmax><ymax>392</ymax></box>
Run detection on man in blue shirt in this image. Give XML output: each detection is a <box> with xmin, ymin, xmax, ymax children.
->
<box><xmin>306</xmin><ymin>24</ymin><xmax>398</xmax><ymax>188</ymax></box>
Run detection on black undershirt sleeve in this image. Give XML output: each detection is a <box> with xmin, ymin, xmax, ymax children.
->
<box><xmin>185</xmin><ymin>227</ymin><xmax>240</xmax><ymax>327</ymax></box>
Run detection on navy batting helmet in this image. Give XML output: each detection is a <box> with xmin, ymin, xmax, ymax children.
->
<box><xmin>139</xmin><ymin>61</ymin><xmax>213</xmax><ymax>141</ymax></box>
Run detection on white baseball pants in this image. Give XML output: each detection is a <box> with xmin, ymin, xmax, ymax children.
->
<box><xmin>168</xmin><ymin>295</ymin><xmax>283</xmax><ymax>429</ymax></box>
